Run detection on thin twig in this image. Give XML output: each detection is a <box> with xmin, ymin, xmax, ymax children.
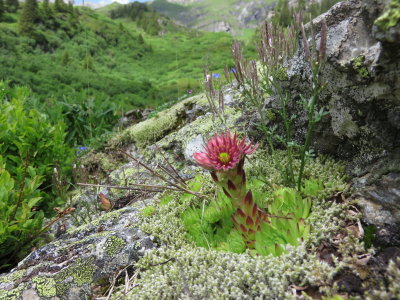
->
<box><xmin>119</xmin><ymin>151</ymin><xmax>206</xmax><ymax>198</ymax></box>
<box><xmin>77</xmin><ymin>182</ymin><xmax>181</xmax><ymax>192</ymax></box>
<box><xmin>156</xmin><ymin>146</ymin><xmax>188</xmax><ymax>186</ymax></box>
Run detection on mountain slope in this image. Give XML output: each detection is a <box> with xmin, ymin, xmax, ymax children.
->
<box><xmin>149</xmin><ymin>0</ymin><xmax>276</xmax><ymax>37</ymax></box>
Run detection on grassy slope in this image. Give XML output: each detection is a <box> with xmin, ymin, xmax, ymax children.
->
<box><xmin>0</xmin><ymin>3</ymin><xmax>235</xmax><ymax>111</ymax></box>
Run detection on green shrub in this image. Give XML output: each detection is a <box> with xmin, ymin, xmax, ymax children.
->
<box><xmin>0</xmin><ymin>155</ymin><xmax>44</xmax><ymax>270</ymax></box>
<box><xmin>0</xmin><ymin>82</ymin><xmax>73</xmax><ymax>213</ymax></box>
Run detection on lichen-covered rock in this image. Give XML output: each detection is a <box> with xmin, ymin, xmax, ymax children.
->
<box><xmin>0</xmin><ymin>206</ymin><xmax>155</xmax><ymax>300</ymax></box>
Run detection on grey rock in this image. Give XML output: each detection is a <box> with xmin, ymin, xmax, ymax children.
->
<box><xmin>184</xmin><ymin>134</ymin><xmax>204</xmax><ymax>163</ymax></box>
<box><xmin>0</xmin><ymin>206</ymin><xmax>155</xmax><ymax>300</ymax></box>
<box><xmin>284</xmin><ymin>0</ymin><xmax>399</xmax><ymax>173</ymax></box>
<box><xmin>354</xmin><ymin>172</ymin><xmax>400</xmax><ymax>226</ymax></box>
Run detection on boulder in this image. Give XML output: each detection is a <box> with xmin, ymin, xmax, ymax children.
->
<box><xmin>280</xmin><ymin>0</ymin><xmax>400</xmax><ymax>227</ymax></box>
<box><xmin>0</xmin><ymin>207</ymin><xmax>155</xmax><ymax>300</ymax></box>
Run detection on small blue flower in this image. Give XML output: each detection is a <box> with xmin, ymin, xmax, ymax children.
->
<box><xmin>76</xmin><ymin>146</ymin><xmax>89</xmax><ymax>155</ymax></box>
<box><xmin>230</xmin><ymin>68</ymin><xmax>237</xmax><ymax>73</ymax></box>
<box><xmin>212</xmin><ymin>73</ymin><xmax>221</xmax><ymax>79</ymax></box>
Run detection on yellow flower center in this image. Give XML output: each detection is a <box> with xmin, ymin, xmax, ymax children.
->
<box><xmin>218</xmin><ymin>152</ymin><xmax>230</xmax><ymax>164</ymax></box>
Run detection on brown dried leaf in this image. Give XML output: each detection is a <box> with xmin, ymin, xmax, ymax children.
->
<box><xmin>99</xmin><ymin>193</ymin><xmax>112</xmax><ymax>211</ymax></box>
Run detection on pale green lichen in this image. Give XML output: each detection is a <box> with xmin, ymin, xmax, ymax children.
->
<box><xmin>32</xmin><ymin>276</ymin><xmax>57</xmax><ymax>298</ymax></box>
<box><xmin>352</xmin><ymin>55</ymin><xmax>370</xmax><ymax>78</ymax></box>
<box><xmin>8</xmin><ymin>269</ymin><xmax>26</xmax><ymax>282</ymax></box>
<box><xmin>112</xmin><ymin>151</ymin><xmax>350</xmax><ymax>299</ymax></box>
<box><xmin>66</xmin><ymin>209</ymin><xmax>123</xmax><ymax>235</ymax></box>
<box><xmin>58</xmin><ymin>231</ymin><xmax>110</xmax><ymax>253</ymax></box>
<box><xmin>155</xmin><ymin>105</ymin><xmax>242</xmax><ymax>157</ymax></box>
<box><xmin>55</xmin><ymin>257</ymin><xmax>96</xmax><ymax>287</ymax></box>
<box><xmin>0</xmin><ymin>283</ymin><xmax>27</xmax><ymax>300</ymax></box>
<box><xmin>56</xmin><ymin>282</ymin><xmax>70</xmax><ymax>296</ymax></box>
<box><xmin>91</xmin><ymin>209</ymin><xmax>122</xmax><ymax>227</ymax></box>
<box><xmin>104</xmin><ymin>236</ymin><xmax>126</xmax><ymax>256</ymax></box>
<box><xmin>375</xmin><ymin>0</ymin><xmax>400</xmax><ymax>31</ymax></box>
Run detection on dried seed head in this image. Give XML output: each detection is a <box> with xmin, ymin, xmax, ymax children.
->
<box><xmin>319</xmin><ymin>19</ymin><xmax>328</xmax><ymax>63</ymax></box>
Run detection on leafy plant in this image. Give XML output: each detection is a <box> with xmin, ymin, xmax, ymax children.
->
<box><xmin>180</xmin><ymin>132</ymin><xmax>318</xmax><ymax>256</ymax></box>
<box><xmin>0</xmin><ymin>82</ymin><xmax>73</xmax><ymax>213</ymax></box>
<box><xmin>181</xmin><ymin>178</ymin><xmax>314</xmax><ymax>256</ymax></box>
<box><xmin>0</xmin><ymin>155</ymin><xmax>44</xmax><ymax>269</ymax></box>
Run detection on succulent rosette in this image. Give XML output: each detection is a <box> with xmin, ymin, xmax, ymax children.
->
<box><xmin>194</xmin><ymin>131</ymin><xmax>268</xmax><ymax>247</ymax></box>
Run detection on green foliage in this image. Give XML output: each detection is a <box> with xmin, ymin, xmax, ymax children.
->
<box><xmin>0</xmin><ymin>0</ymin><xmax>4</xmax><ymax>20</ymax></box>
<box><xmin>19</xmin><ymin>0</ymin><xmax>39</xmax><ymax>36</ymax></box>
<box><xmin>0</xmin><ymin>155</ymin><xmax>44</xmax><ymax>269</ymax></box>
<box><xmin>5</xmin><ymin>0</ymin><xmax>18</xmax><ymax>13</ymax></box>
<box><xmin>181</xmin><ymin>178</ymin><xmax>318</xmax><ymax>256</ymax></box>
<box><xmin>54</xmin><ymin>0</ymin><xmax>66</xmax><ymax>13</ymax></box>
<box><xmin>254</xmin><ymin>187</ymin><xmax>312</xmax><ymax>256</ymax></box>
<box><xmin>142</xmin><ymin>206</ymin><xmax>156</xmax><ymax>217</ymax></box>
<box><xmin>0</xmin><ymin>82</ymin><xmax>73</xmax><ymax>213</ymax></box>
<box><xmin>109</xmin><ymin>2</ymin><xmax>161</xmax><ymax>35</ymax></box>
<box><xmin>375</xmin><ymin>0</ymin><xmax>400</xmax><ymax>31</ymax></box>
<box><xmin>363</xmin><ymin>225</ymin><xmax>377</xmax><ymax>249</ymax></box>
<box><xmin>0</xmin><ymin>3</ymin><xmax>235</xmax><ymax>113</ymax></box>
<box><xmin>40</xmin><ymin>0</ymin><xmax>53</xmax><ymax>20</ymax></box>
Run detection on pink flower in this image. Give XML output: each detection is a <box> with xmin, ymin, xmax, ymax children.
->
<box><xmin>193</xmin><ymin>131</ymin><xmax>258</xmax><ymax>171</ymax></box>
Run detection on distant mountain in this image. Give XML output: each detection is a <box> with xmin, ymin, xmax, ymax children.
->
<box><xmin>149</xmin><ymin>0</ymin><xmax>276</xmax><ymax>37</ymax></box>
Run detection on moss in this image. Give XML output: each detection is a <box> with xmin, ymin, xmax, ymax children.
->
<box><xmin>91</xmin><ymin>209</ymin><xmax>122</xmax><ymax>227</ymax></box>
<box><xmin>112</xmin><ymin>151</ymin><xmax>350</xmax><ymax>299</ymax></box>
<box><xmin>367</xmin><ymin>257</ymin><xmax>400</xmax><ymax>299</ymax></box>
<box><xmin>112</xmin><ymin>96</ymin><xmax>200</xmax><ymax>149</ymax></box>
<box><xmin>276</xmin><ymin>66</ymin><xmax>289</xmax><ymax>81</ymax></box>
<box><xmin>32</xmin><ymin>276</ymin><xmax>57</xmax><ymax>298</ymax></box>
<box><xmin>104</xmin><ymin>235</ymin><xmax>126</xmax><ymax>256</ymax></box>
<box><xmin>142</xmin><ymin>205</ymin><xmax>156</xmax><ymax>217</ymax></box>
<box><xmin>375</xmin><ymin>0</ymin><xmax>400</xmax><ymax>31</ymax></box>
<box><xmin>352</xmin><ymin>55</ymin><xmax>370</xmax><ymax>78</ymax></box>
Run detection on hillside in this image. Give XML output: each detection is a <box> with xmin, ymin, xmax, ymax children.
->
<box><xmin>0</xmin><ymin>1</ymin><xmax>235</xmax><ymax>110</ymax></box>
<box><xmin>0</xmin><ymin>0</ymin><xmax>240</xmax><ymax>146</ymax></box>
<box><xmin>149</xmin><ymin>0</ymin><xmax>276</xmax><ymax>38</ymax></box>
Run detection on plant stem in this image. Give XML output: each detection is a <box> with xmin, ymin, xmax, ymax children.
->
<box><xmin>10</xmin><ymin>152</ymin><xmax>29</xmax><ymax>221</ymax></box>
<box><xmin>297</xmin><ymin>67</ymin><xmax>320</xmax><ymax>191</ymax></box>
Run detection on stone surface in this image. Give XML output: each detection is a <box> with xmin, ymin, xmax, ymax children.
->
<box><xmin>0</xmin><ymin>207</ymin><xmax>155</xmax><ymax>300</ymax></box>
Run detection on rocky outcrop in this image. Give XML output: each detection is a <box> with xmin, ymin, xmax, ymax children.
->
<box><xmin>280</xmin><ymin>0</ymin><xmax>399</xmax><ymax>238</ymax></box>
<box><xmin>0</xmin><ymin>207</ymin><xmax>155</xmax><ymax>299</ymax></box>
